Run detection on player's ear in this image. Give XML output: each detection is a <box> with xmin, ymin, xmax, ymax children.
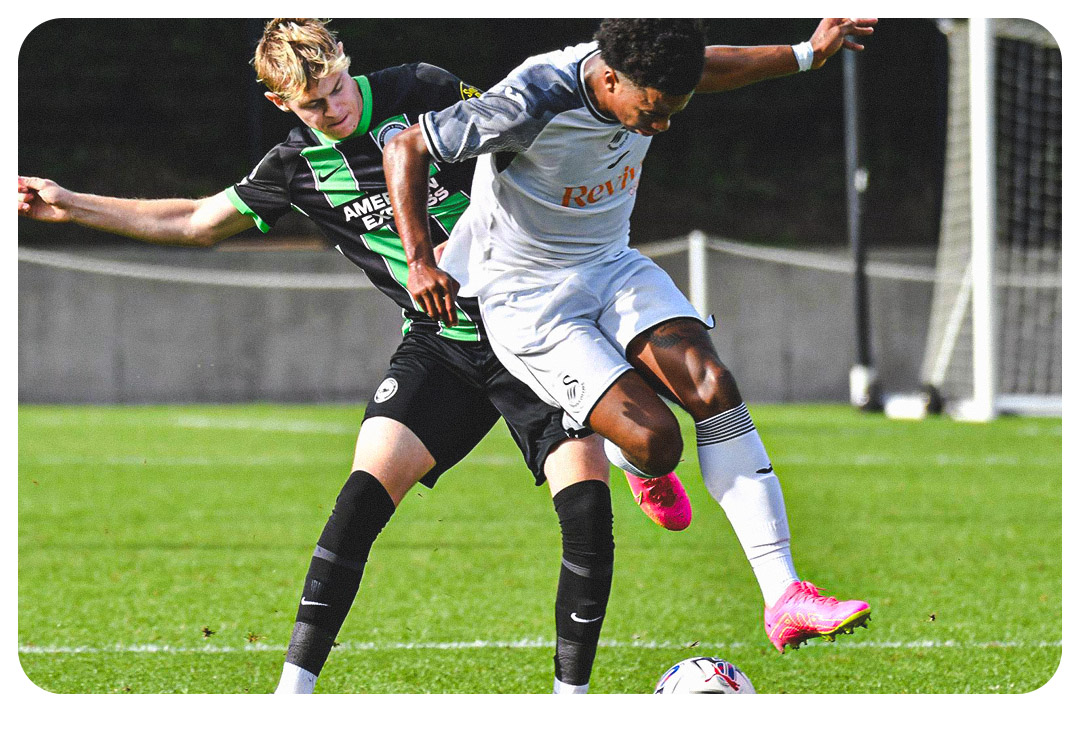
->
<box><xmin>264</xmin><ymin>91</ymin><xmax>291</xmax><ymax>112</ymax></box>
<box><xmin>603</xmin><ymin>68</ymin><xmax>619</xmax><ymax>94</ymax></box>
<box><xmin>336</xmin><ymin>42</ymin><xmax>350</xmax><ymax>75</ymax></box>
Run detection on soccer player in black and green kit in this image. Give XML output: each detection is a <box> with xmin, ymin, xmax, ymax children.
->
<box><xmin>17</xmin><ymin>18</ymin><xmax>689</xmax><ymax>694</ymax></box>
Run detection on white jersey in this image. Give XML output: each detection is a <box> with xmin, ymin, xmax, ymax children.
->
<box><xmin>420</xmin><ymin>42</ymin><xmax>652</xmax><ymax>297</ymax></box>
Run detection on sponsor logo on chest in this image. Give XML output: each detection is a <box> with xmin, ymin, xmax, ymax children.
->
<box><xmin>342</xmin><ymin>178</ymin><xmax>450</xmax><ymax>229</ymax></box>
<box><xmin>561</xmin><ymin>163</ymin><xmax>639</xmax><ymax>209</ymax></box>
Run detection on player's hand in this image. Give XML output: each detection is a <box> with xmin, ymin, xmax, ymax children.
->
<box><xmin>408</xmin><ymin>260</ymin><xmax>460</xmax><ymax>327</ymax></box>
<box><xmin>810</xmin><ymin>18</ymin><xmax>878</xmax><ymax>68</ymax></box>
<box><xmin>18</xmin><ymin>176</ymin><xmax>73</xmax><ymax>223</ymax></box>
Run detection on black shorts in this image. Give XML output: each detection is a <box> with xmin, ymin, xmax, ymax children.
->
<box><xmin>363</xmin><ymin>330</ymin><xmax>584</xmax><ymax>488</ymax></box>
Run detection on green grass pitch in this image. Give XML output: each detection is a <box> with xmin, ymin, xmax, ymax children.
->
<box><xmin>18</xmin><ymin>403</ymin><xmax>1061</xmax><ymax>694</ymax></box>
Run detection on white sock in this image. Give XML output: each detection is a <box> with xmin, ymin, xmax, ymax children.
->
<box><xmin>554</xmin><ymin>677</ymin><xmax>589</xmax><ymax>694</ymax></box>
<box><xmin>275</xmin><ymin>662</ymin><xmax>318</xmax><ymax>694</ymax></box>
<box><xmin>696</xmin><ymin>404</ymin><xmax>798</xmax><ymax>606</ymax></box>
<box><xmin>603</xmin><ymin>438</ymin><xmax>657</xmax><ymax>479</ymax></box>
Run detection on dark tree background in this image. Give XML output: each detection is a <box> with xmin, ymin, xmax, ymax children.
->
<box><xmin>18</xmin><ymin>18</ymin><xmax>947</xmax><ymax>248</ymax></box>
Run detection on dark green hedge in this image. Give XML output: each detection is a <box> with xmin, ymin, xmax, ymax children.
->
<box><xmin>18</xmin><ymin>18</ymin><xmax>946</xmax><ymax>247</ymax></box>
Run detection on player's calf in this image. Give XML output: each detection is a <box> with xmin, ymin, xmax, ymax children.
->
<box><xmin>276</xmin><ymin>470</ymin><xmax>396</xmax><ymax>693</ymax></box>
<box><xmin>552</xmin><ymin>480</ymin><xmax>615</xmax><ymax>694</ymax></box>
<box><xmin>696</xmin><ymin>403</ymin><xmax>802</xmax><ymax>606</ymax></box>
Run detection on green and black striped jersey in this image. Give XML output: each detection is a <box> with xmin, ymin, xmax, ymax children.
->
<box><xmin>226</xmin><ymin>63</ymin><xmax>484</xmax><ymax>341</ymax></box>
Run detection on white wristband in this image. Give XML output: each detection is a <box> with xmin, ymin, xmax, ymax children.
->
<box><xmin>792</xmin><ymin>40</ymin><xmax>814</xmax><ymax>72</ymax></box>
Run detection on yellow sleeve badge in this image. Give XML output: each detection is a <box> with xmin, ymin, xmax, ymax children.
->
<box><xmin>460</xmin><ymin>82</ymin><xmax>482</xmax><ymax>100</ymax></box>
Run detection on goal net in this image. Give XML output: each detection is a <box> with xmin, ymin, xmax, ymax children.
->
<box><xmin>919</xmin><ymin>19</ymin><xmax>1061</xmax><ymax>420</ymax></box>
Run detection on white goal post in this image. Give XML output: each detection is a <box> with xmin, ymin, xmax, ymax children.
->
<box><xmin>915</xmin><ymin>18</ymin><xmax>1062</xmax><ymax>421</ymax></box>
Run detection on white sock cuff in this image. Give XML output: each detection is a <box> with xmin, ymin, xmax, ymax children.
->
<box><xmin>554</xmin><ymin>678</ymin><xmax>590</xmax><ymax>694</ymax></box>
<box><xmin>603</xmin><ymin>437</ymin><xmax>656</xmax><ymax>479</ymax></box>
<box><xmin>275</xmin><ymin>662</ymin><xmax>317</xmax><ymax>694</ymax></box>
<box><xmin>695</xmin><ymin>404</ymin><xmax>755</xmax><ymax>446</ymax></box>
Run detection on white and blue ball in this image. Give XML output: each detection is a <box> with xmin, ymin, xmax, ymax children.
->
<box><xmin>654</xmin><ymin>656</ymin><xmax>756</xmax><ymax>694</ymax></box>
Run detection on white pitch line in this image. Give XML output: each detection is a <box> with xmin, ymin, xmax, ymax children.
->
<box><xmin>18</xmin><ymin>638</ymin><xmax>1062</xmax><ymax>655</ymax></box>
<box><xmin>775</xmin><ymin>454</ymin><xmax>1060</xmax><ymax>468</ymax></box>
<box><xmin>175</xmin><ymin>416</ymin><xmax>358</xmax><ymax>435</ymax></box>
<box><xmin>22</xmin><ymin>453</ymin><xmax>1060</xmax><ymax>468</ymax></box>
<box><xmin>27</xmin><ymin>455</ymin><xmax>346</xmax><ymax>467</ymax></box>
<box><xmin>19</xmin><ymin>414</ymin><xmax>359</xmax><ymax>436</ymax></box>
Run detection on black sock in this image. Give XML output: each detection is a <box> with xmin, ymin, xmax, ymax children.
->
<box><xmin>285</xmin><ymin>470</ymin><xmax>396</xmax><ymax>676</ymax></box>
<box><xmin>552</xmin><ymin>480</ymin><xmax>614</xmax><ymax>687</ymax></box>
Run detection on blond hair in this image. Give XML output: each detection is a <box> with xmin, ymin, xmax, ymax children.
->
<box><xmin>253</xmin><ymin>18</ymin><xmax>351</xmax><ymax>101</ymax></box>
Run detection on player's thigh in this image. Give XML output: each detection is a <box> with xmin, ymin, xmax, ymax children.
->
<box><xmin>542</xmin><ymin>434</ymin><xmax>609</xmax><ymax>497</ymax></box>
<box><xmin>484</xmin><ymin>354</ymin><xmax>602</xmax><ymax>490</ymax></box>
<box><xmin>596</xmin><ymin>249</ymin><xmax>713</xmax><ymax>352</ymax></box>
<box><xmin>589</xmin><ymin>253</ymin><xmax>737</xmax><ymax>416</ymax></box>
<box><xmin>486</xmin><ymin>338</ymin><xmax>675</xmax><ymax>484</ymax></box>
<box><xmin>585</xmin><ymin>367</ymin><xmax>683</xmax><ymax>472</ymax></box>
<box><xmin>625</xmin><ymin>318</ymin><xmax>742</xmax><ymax>418</ymax></box>
<box><xmin>352</xmin><ymin>416</ymin><xmax>435</xmax><ymax>505</ymax></box>
<box><xmin>363</xmin><ymin>332</ymin><xmax>502</xmax><ymax>491</ymax></box>
<box><xmin>483</xmin><ymin>309</ymin><xmax>632</xmax><ymax>431</ymax></box>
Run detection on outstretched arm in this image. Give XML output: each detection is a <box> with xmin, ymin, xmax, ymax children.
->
<box><xmin>695</xmin><ymin>18</ymin><xmax>877</xmax><ymax>93</ymax></box>
<box><xmin>17</xmin><ymin>176</ymin><xmax>253</xmax><ymax>247</ymax></box>
<box><xmin>382</xmin><ymin>125</ymin><xmax>460</xmax><ymax>327</ymax></box>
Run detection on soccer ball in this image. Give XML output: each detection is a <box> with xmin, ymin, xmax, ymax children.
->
<box><xmin>653</xmin><ymin>656</ymin><xmax>756</xmax><ymax>694</ymax></box>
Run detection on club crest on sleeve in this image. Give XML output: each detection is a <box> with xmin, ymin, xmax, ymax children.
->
<box><xmin>374</xmin><ymin>377</ymin><xmax>399</xmax><ymax>403</ymax></box>
<box><xmin>460</xmin><ymin>82</ymin><xmax>482</xmax><ymax>100</ymax></box>
<box><xmin>373</xmin><ymin>119</ymin><xmax>410</xmax><ymax>150</ymax></box>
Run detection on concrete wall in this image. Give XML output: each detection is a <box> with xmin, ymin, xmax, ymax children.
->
<box><xmin>18</xmin><ymin>247</ymin><xmax>404</xmax><ymax>404</ymax></box>
<box><xmin>18</xmin><ymin>244</ymin><xmax>933</xmax><ymax>404</ymax></box>
<box><xmin>653</xmin><ymin>248</ymin><xmax>932</xmax><ymax>403</ymax></box>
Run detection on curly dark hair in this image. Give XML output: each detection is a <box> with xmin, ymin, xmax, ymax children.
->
<box><xmin>594</xmin><ymin>19</ymin><xmax>707</xmax><ymax>95</ymax></box>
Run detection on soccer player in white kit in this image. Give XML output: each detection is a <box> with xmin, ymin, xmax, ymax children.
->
<box><xmin>386</xmin><ymin>18</ymin><xmax>876</xmax><ymax>653</ymax></box>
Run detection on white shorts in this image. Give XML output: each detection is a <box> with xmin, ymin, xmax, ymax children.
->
<box><xmin>479</xmin><ymin>248</ymin><xmax>712</xmax><ymax>427</ymax></box>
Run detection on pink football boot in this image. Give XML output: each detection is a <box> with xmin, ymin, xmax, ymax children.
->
<box><xmin>626</xmin><ymin>471</ymin><xmax>692</xmax><ymax>531</ymax></box>
<box><xmin>764</xmin><ymin>581</ymin><xmax>871</xmax><ymax>653</ymax></box>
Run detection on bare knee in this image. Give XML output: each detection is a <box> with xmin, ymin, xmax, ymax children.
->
<box><xmin>627</xmin><ymin>319</ymin><xmax>743</xmax><ymax>420</ymax></box>
<box><xmin>545</xmin><ymin>435</ymin><xmax>610</xmax><ymax>495</ymax></box>
<box><xmin>684</xmin><ymin>360</ymin><xmax>743</xmax><ymax>419</ymax></box>
<box><xmin>587</xmin><ymin>370</ymin><xmax>684</xmax><ymax>476</ymax></box>
<box><xmin>624</xmin><ymin>414</ymin><xmax>683</xmax><ymax>476</ymax></box>
<box><xmin>352</xmin><ymin>417</ymin><xmax>434</xmax><ymax>503</ymax></box>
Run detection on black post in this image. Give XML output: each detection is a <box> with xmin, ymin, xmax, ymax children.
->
<box><xmin>245</xmin><ymin>18</ymin><xmax>266</xmax><ymax>168</ymax></box>
<box><xmin>843</xmin><ymin>48</ymin><xmax>880</xmax><ymax>410</ymax></box>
